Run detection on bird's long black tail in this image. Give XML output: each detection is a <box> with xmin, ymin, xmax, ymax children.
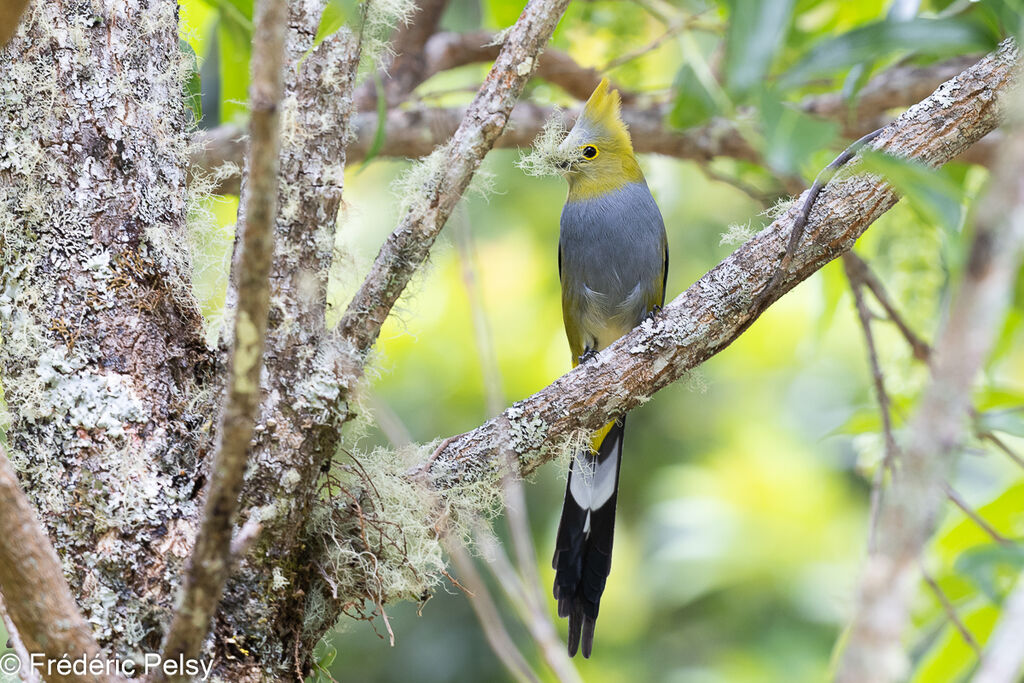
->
<box><xmin>552</xmin><ymin>417</ymin><xmax>625</xmax><ymax>658</ymax></box>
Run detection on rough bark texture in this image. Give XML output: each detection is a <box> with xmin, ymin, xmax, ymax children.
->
<box><xmin>156</xmin><ymin>0</ymin><xmax>288</xmax><ymax>674</ymax></box>
<box><xmin>0</xmin><ymin>0</ymin><xmax>212</xmax><ymax>660</ymax></box>
<box><xmin>421</xmin><ymin>40</ymin><xmax>1020</xmax><ymax>492</ymax></box>
<box><xmin>204</xmin><ymin>1</ymin><xmax>365</xmax><ymax>677</ymax></box>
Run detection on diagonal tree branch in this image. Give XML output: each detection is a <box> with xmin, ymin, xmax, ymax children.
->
<box><xmin>0</xmin><ymin>445</ymin><xmax>108</xmax><ymax>683</ymax></box>
<box><xmin>336</xmin><ymin>0</ymin><xmax>572</xmax><ymax>354</ymax></box>
<box><xmin>835</xmin><ymin>58</ymin><xmax>1024</xmax><ymax>683</ymax></box>
<box><xmin>415</xmin><ymin>40</ymin><xmax>1018</xmax><ymax>494</ymax></box>
<box><xmin>155</xmin><ymin>0</ymin><xmax>287</xmax><ymax>674</ymax></box>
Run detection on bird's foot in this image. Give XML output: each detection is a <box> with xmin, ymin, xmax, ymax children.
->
<box><xmin>644</xmin><ymin>305</ymin><xmax>663</xmax><ymax>322</ymax></box>
<box><xmin>578</xmin><ymin>347</ymin><xmax>597</xmax><ymax>364</ymax></box>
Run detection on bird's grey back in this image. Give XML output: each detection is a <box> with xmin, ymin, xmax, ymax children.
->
<box><xmin>560</xmin><ymin>180</ymin><xmax>666</xmax><ymax>349</ymax></box>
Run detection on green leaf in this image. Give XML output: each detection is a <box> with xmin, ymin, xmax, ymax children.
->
<box><xmin>858</xmin><ymin>150</ymin><xmax>965</xmax><ymax>233</ymax></box>
<box><xmin>210</xmin><ymin>0</ymin><xmax>252</xmax><ymax>40</ymax></box>
<box><xmin>217</xmin><ymin>17</ymin><xmax>252</xmax><ymax>124</ymax></box>
<box><xmin>317</xmin><ymin>645</ymin><xmax>337</xmax><ymax>669</ymax></box>
<box><xmin>977</xmin><ymin>0</ymin><xmax>1024</xmax><ymax>39</ymax></box>
<box><xmin>669</xmin><ymin>65</ymin><xmax>718</xmax><ymax>130</ymax></box>
<box><xmin>316</xmin><ymin>0</ymin><xmax>361</xmax><ymax>43</ymax></box>
<box><xmin>179</xmin><ymin>39</ymin><xmax>203</xmax><ymax>125</ymax></box>
<box><xmin>724</xmin><ymin>0</ymin><xmax>795</xmax><ymax>98</ymax></box>
<box><xmin>781</xmin><ymin>17</ymin><xmax>995</xmax><ymax>88</ymax></box>
<box><xmin>954</xmin><ymin>544</ymin><xmax>1024</xmax><ymax>604</ymax></box>
<box><xmin>758</xmin><ymin>91</ymin><xmax>838</xmax><ymax>176</ymax></box>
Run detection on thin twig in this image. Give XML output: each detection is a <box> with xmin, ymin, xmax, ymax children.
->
<box><xmin>979</xmin><ymin>430</ymin><xmax>1024</xmax><ymax>471</ymax></box>
<box><xmin>843</xmin><ymin>253</ymin><xmax>901</xmax><ymax>553</ymax></box>
<box><xmin>0</xmin><ymin>596</ymin><xmax>41</xmax><ymax>683</ymax></box>
<box><xmin>477</xmin><ymin>531</ymin><xmax>585</xmax><ymax>683</ymax></box>
<box><xmin>453</xmin><ymin>208</ymin><xmax>579</xmax><ymax>681</ymax></box>
<box><xmin>453</xmin><ymin>210</ymin><xmax>544</xmax><ymax>601</ymax></box>
<box><xmin>920</xmin><ymin>565</ymin><xmax>982</xmax><ymax>657</ymax></box>
<box><xmin>601</xmin><ymin>9</ymin><xmax>716</xmax><ymax>72</ymax></box>
<box><xmin>156</xmin><ymin>0</ymin><xmax>287</xmax><ymax>673</ymax></box>
<box><xmin>845</xmin><ymin>252</ymin><xmax>933</xmax><ymax>361</ymax></box>
<box><xmin>696</xmin><ymin>161</ymin><xmax>781</xmax><ymax>206</ymax></box>
<box><xmin>942</xmin><ymin>482</ymin><xmax>1013</xmax><ymax>546</ymax></box>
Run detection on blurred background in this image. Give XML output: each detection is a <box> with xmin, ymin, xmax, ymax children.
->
<box><xmin>7</xmin><ymin>0</ymin><xmax>1018</xmax><ymax>681</ymax></box>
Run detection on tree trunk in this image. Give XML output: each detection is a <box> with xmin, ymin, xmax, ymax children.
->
<box><xmin>0</xmin><ymin>0</ymin><xmax>212</xmax><ymax>660</ymax></box>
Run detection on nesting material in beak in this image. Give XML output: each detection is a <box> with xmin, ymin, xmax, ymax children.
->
<box><xmin>517</xmin><ymin>109</ymin><xmax>582</xmax><ymax>177</ymax></box>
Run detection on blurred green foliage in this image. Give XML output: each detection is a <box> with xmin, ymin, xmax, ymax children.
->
<box><xmin>169</xmin><ymin>0</ymin><xmax>1024</xmax><ymax>682</ymax></box>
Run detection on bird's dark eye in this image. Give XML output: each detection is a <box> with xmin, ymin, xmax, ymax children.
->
<box><xmin>581</xmin><ymin>145</ymin><xmax>599</xmax><ymax>159</ymax></box>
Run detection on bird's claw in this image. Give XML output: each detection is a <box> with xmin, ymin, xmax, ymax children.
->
<box><xmin>578</xmin><ymin>347</ymin><xmax>597</xmax><ymax>364</ymax></box>
<box><xmin>644</xmin><ymin>305</ymin><xmax>663</xmax><ymax>322</ymax></box>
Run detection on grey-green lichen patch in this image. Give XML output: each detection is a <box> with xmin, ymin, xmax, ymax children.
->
<box><xmin>506</xmin><ymin>402</ymin><xmax>549</xmax><ymax>454</ymax></box>
<box><xmin>0</xmin><ymin>0</ymin><xmax>209</xmax><ymax>659</ymax></box>
<box><xmin>26</xmin><ymin>348</ymin><xmax>148</xmax><ymax>437</ymax></box>
<box><xmin>296</xmin><ymin>335</ymin><xmax>360</xmax><ymax>419</ymax></box>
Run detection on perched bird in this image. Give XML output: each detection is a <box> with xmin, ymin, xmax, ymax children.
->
<box><xmin>552</xmin><ymin>79</ymin><xmax>668</xmax><ymax>658</ymax></box>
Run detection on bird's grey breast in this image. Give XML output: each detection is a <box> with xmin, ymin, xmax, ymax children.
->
<box><xmin>559</xmin><ymin>181</ymin><xmax>666</xmax><ymax>335</ymax></box>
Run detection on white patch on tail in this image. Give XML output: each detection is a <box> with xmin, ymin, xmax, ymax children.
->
<box><xmin>568</xmin><ymin>433</ymin><xmax>621</xmax><ymax>535</ymax></box>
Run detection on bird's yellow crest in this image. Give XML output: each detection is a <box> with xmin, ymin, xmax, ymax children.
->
<box><xmin>579</xmin><ymin>78</ymin><xmax>633</xmax><ymax>155</ymax></box>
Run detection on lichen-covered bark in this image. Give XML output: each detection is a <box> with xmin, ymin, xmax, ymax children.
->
<box><xmin>157</xmin><ymin>0</ymin><xmax>289</xmax><ymax>674</ymax></box>
<box><xmin>0</xmin><ymin>0</ymin><xmax>211</xmax><ymax>659</ymax></box>
<box><xmin>208</xmin><ymin>2</ymin><xmax>365</xmax><ymax>677</ymax></box>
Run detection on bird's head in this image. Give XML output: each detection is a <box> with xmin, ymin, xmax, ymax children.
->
<box><xmin>558</xmin><ymin>78</ymin><xmax>643</xmax><ymax>199</ymax></box>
